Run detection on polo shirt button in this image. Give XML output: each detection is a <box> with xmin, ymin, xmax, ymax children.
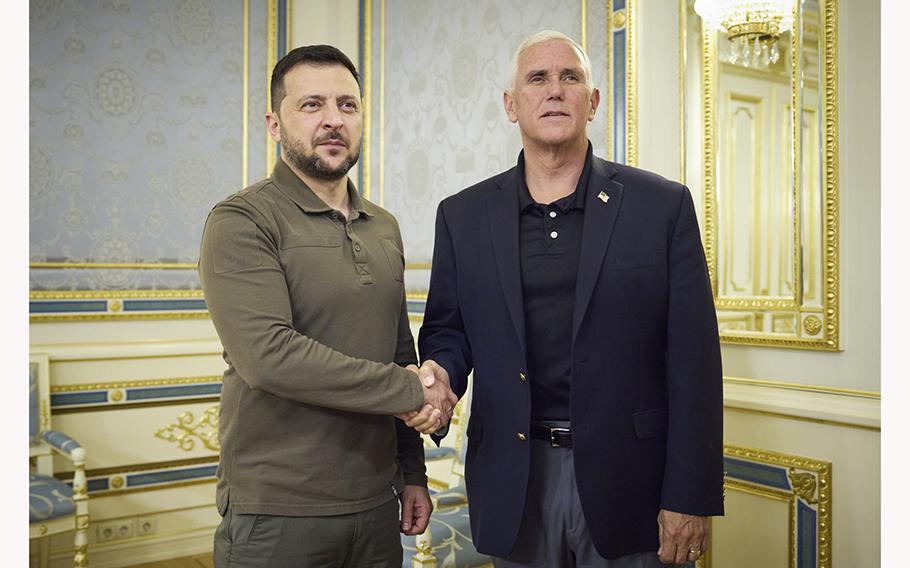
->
<box><xmin>550</xmin><ymin>231</ymin><xmax>558</xmax><ymax>239</ymax></box>
<box><xmin>517</xmin><ymin>432</ymin><xmax>527</xmax><ymax>441</ymax></box>
<box><xmin>549</xmin><ymin>210</ymin><xmax>557</xmax><ymax>218</ymax></box>
<box><xmin>354</xmin><ymin>244</ymin><xmax>361</xmax><ymax>252</ymax></box>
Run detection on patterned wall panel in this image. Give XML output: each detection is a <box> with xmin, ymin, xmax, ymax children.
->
<box><xmin>29</xmin><ymin>1</ymin><xmax>282</xmax><ymax>311</ymax></box>
<box><xmin>360</xmin><ymin>0</ymin><xmax>634</xmax><ymax>292</ymax></box>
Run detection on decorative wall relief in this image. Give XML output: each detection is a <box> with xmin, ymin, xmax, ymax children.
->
<box><xmin>155</xmin><ymin>406</ymin><xmax>220</xmax><ymax>452</ymax></box>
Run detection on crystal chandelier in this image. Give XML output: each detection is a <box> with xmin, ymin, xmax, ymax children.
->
<box><xmin>694</xmin><ymin>0</ymin><xmax>796</xmax><ymax>68</ymax></box>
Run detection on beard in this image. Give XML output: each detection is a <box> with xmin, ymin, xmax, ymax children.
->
<box><xmin>281</xmin><ymin>130</ymin><xmax>361</xmax><ymax>181</ymax></box>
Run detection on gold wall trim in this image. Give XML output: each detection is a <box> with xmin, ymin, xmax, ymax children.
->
<box><xmin>243</xmin><ymin>0</ymin><xmax>250</xmax><ymax>187</ymax></box>
<box><xmin>31</xmin><ymin>312</ymin><xmax>211</xmax><ymax>324</ymax></box>
<box><xmin>58</xmin><ymin>457</ymin><xmax>219</xmax><ymax>481</ymax></box>
<box><xmin>53</xmin><ymin>397</ymin><xmax>220</xmax><ymax>415</ymax></box>
<box><xmin>723</xmin><ymin>376</ymin><xmax>879</xmax><ymax>399</ymax></box>
<box><xmin>723</xmin><ymin>444</ymin><xmax>831</xmax><ymax>568</ymax></box>
<box><xmin>57</xmin><ymin>457</ymin><xmax>219</xmax><ymax>498</ymax></box>
<box><xmin>379</xmin><ymin>0</ymin><xmax>386</xmax><ymax>206</ymax></box>
<box><xmin>725</xmin><ymin>405</ymin><xmax>880</xmax><ymax>432</ymax></box>
<box><xmin>702</xmin><ymin>23</ymin><xmax>718</xmax><ymax>293</ymax></box>
<box><xmin>51</xmin><ymin>376</ymin><xmax>223</xmax><ymax>393</ymax></box>
<box><xmin>790</xmin><ymin>0</ymin><xmax>803</xmax><ymax>310</ymax></box>
<box><xmin>821</xmin><ymin>0</ymin><xmax>840</xmax><ymax>351</ymax></box>
<box><xmin>361</xmin><ymin>0</ymin><xmax>373</xmax><ymax>200</ymax></box>
<box><xmin>581</xmin><ymin>0</ymin><xmax>587</xmax><ymax>52</ymax></box>
<box><xmin>724</xmin><ymin>478</ymin><xmax>794</xmax><ymax>502</ymax></box>
<box><xmin>606</xmin><ymin>0</ymin><xmax>614</xmax><ymax>160</ymax></box>
<box><xmin>678</xmin><ymin>0</ymin><xmax>686</xmax><ymax>184</ymax></box>
<box><xmin>626</xmin><ymin>0</ymin><xmax>637</xmax><ymax>166</ymax></box>
<box><xmin>266</xmin><ymin>0</ymin><xmax>278</xmax><ymax>174</ymax></box>
<box><xmin>30</xmin><ymin>262</ymin><xmax>197</xmax><ymax>270</ymax></box>
<box><xmin>715</xmin><ymin>297</ymin><xmax>799</xmax><ymax>310</ymax></box>
<box><xmin>50</xmin><ymin>351</ymin><xmax>222</xmax><ymax>363</ymax></box>
<box><xmin>91</xmin><ymin>478</ymin><xmax>216</xmax><ymax>499</ymax></box>
<box><xmin>31</xmin><ymin>290</ymin><xmax>205</xmax><ymax>299</ymax></box>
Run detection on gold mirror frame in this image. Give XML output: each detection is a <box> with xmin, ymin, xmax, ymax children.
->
<box><xmin>681</xmin><ymin>0</ymin><xmax>839</xmax><ymax>350</ymax></box>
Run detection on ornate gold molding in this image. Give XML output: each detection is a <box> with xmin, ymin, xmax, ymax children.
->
<box><xmin>788</xmin><ymin>469</ymin><xmax>818</xmax><ymax>504</ymax></box>
<box><xmin>30</xmin><ymin>262</ymin><xmax>196</xmax><ymax>270</ymax></box>
<box><xmin>155</xmin><ymin>407</ymin><xmax>221</xmax><ymax>452</ymax></box>
<box><xmin>683</xmin><ymin>0</ymin><xmax>839</xmax><ymax>350</ymax></box>
<box><xmin>31</xmin><ymin>289</ymin><xmax>205</xmax><ymax>299</ymax></box>
<box><xmin>626</xmin><ymin>0</ymin><xmax>638</xmax><ymax>166</ymax></box>
<box><xmin>266</xmin><ymin>0</ymin><xmax>277</xmax><ymax>174</ymax></box>
<box><xmin>362</xmin><ymin>0</ymin><xmax>373</xmax><ymax>200</ymax></box>
<box><xmin>724</xmin><ymin>444</ymin><xmax>831</xmax><ymax>568</ymax></box>
<box><xmin>821</xmin><ymin>0</ymin><xmax>840</xmax><ymax>351</ymax></box>
<box><xmin>51</xmin><ymin>376</ymin><xmax>223</xmax><ymax>393</ymax></box>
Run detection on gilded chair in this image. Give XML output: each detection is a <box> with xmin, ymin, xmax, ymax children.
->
<box><xmin>29</xmin><ymin>354</ymin><xmax>89</xmax><ymax>567</ymax></box>
<box><xmin>403</xmin><ymin>379</ymin><xmax>492</xmax><ymax>568</ymax></box>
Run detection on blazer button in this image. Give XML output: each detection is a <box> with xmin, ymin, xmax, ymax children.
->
<box><xmin>517</xmin><ymin>432</ymin><xmax>527</xmax><ymax>441</ymax></box>
<box><xmin>519</xmin><ymin>372</ymin><xmax>527</xmax><ymax>382</ymax></box>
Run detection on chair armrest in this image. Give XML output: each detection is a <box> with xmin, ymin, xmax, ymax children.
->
<box><xmin>41</xmin><ymin>430</ymin><xmax>85</xmax><ymax>462</ymax></box>
<box><xmin>424</xmin><ymin>446</ymin><xmax>457</xmax><ymax>461</ymax></box>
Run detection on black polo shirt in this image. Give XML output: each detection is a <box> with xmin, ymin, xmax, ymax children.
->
<box><xmin>517</xmin><ymin>143</ymin><xmax>593</xmax><ymax>422</ymax></box>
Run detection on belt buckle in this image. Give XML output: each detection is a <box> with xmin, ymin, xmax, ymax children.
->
<box><xmin>549</xmin><ymin>427</ymin><xmax>570</xmax><ymax>448</ymax></box>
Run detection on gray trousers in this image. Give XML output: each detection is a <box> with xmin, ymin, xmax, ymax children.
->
<box><xmin>493</xmin><ymin>425</ymin><xmax>667</xmax><ymax>568</ymax></box>
<box><xmin>213</xmin><ymin>497</ymin><xmax>402</xmax><ymax>568</ymax></box>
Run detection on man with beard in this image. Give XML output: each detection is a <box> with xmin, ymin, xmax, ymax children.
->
<box><xmin>199</xmin><ymin>45</ymin><xmax>457</xmax><ymax>567</ymax></box>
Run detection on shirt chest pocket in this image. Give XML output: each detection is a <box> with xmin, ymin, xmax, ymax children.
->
<box><xmin>379</xmin><ymin>238</ymin><xmax>404</xmax><ymax>282</ymax></box>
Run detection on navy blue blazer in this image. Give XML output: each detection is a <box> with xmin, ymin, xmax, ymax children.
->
<box><xmin>418</xmin><ymin>154</ymin><xmax>724</xmax><ymax>560</ymax></box>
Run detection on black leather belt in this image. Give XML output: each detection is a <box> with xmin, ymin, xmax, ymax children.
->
<box><xmin>530</xmin><ymin>423</ymin><xmax>572</xmax><ymax>448</ymax></box>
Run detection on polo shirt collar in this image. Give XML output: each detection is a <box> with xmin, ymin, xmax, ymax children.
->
<box><xmin>271</xmin><ymin>157</ymin><xmax>372</xmax><ymax>218</ymax></box>
<box><xmin>517</xmin><ymin>141</ymin><xmax>594</xmax><ymax>213</ymax></box>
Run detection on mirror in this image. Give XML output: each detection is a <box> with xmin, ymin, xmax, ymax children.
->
<box><xmin>682</xmin><ymin>0</ymin><xmax>839</xmax><ymax>350</ymax></box>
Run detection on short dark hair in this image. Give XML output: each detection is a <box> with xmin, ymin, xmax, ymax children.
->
<box><xmin>270</xmin><ymin>45</ymin><xmax>361</xmax><ymax>113</ymax></box>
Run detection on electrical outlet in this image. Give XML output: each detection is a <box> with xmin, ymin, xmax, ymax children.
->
<box><xmin>97</xmin><ymin>519</ymin><xmax>134</xmax><ymax>542</ymax></box>
<box><xmin>135</xmin><ymin>516</ymin><xmax>157</xmax><ymax>537</ymax></box>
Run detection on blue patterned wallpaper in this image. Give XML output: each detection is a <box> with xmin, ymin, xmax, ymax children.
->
<box><xmin>29</xmin><ymin>0</ymin><xmax>272</xmax><ymax>291</ymax></box>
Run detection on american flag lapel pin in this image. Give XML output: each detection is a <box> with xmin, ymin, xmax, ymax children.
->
<box><xmin>597</xmin><ymin>191</ymin><xmax>609</xmax><ymax>204</ymax></box>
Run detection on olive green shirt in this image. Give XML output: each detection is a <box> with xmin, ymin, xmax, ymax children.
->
<box><xmin>199</xmin><ymin>158</ymin><xmax>425</xmax><ymax>517</ymax></box>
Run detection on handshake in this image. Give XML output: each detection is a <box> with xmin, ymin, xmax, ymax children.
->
<box><xmin>396</xmin><ymin>360</ymin><xmax>459</xmax><ymax>435</ymax></box>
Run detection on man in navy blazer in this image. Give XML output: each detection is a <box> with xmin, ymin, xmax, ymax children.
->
<box><xmin>414</xmin><ymin>30</ymin><xmax>724</xmax><ymax>567</ymax></box>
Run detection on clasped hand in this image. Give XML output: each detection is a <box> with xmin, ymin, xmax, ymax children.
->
<box><xmin>395</xmin><ymin>360</ymin><xmax>458</xmax><ymax>435</ymax></box>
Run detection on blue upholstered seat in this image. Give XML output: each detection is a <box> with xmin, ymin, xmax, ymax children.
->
<box><xmin>30</xmin><ymin>474</ymin><xmax>76</xmax><ymax>522</ymax></box>
<box><xmin>29</xmin><ymin>355</ymin><xmax>90</xmax><ymax>568</ymax></box>
<box><xmin>402</xmin><ymin>380</ymin><xmax>492</xmax><ymax>567</ymax></box>
<box><xmin>424</xmin><ymin>446</ymin><xmax>457</xmax><ymax>461</ymax></box>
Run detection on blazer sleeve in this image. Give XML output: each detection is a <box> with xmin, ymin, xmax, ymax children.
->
<box><xmin>660</xmin><ymin>186</ymin><xmax>725</xmax><ymax>516</ymax></box>
<box><xmin>418</xmin><ymin>201</ymin><xmax>474</xmax><ymax>404</ymax></box>
<box><xmin>199</xmin><ymin>200</ymin><xmax>425</xmax><ymax>416</ymax></box>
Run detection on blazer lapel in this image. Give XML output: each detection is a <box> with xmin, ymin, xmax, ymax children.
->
<box><xmin>572</xmin><ymin>158</ymin><xmax>624</xmax><ymax>345</ymax></box>
<box><xmin>486</xmin><ymin>168</ymin><xmax>527</xmax><ymax>360</ymax></box>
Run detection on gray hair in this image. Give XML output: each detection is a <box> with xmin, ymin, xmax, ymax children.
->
<box><xmin>507</xmin><ymin>30</ymin><xmax>594</xmax><ymax>93</ymax></box>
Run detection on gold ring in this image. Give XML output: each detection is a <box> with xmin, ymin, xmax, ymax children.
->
<box><xmin>689</xmin><ymin>548</ymin><xmax>701</xmax><ymax>555</ymax></box>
